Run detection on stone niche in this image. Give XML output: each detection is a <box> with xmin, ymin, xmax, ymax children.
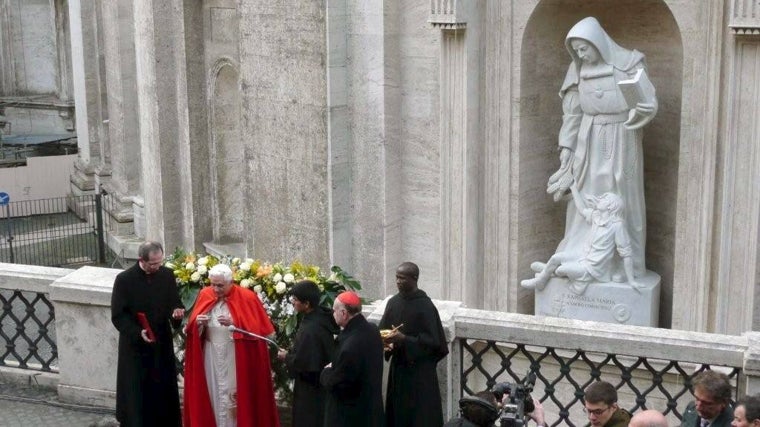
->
<box><xmin>516</xmin><ymin>0</ymin><xmax>682</xmax><ymax>327</ymax></box>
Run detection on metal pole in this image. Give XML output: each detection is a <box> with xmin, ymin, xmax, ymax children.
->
<box><xmin>95</xmin><ymin>193</ymin><xmax>106</xmax><ymax>264</ymax></box>
<box><xmin>5</xmin><ymin>204</ymin><xmax>14</xmax><ymax>263</ymax></box>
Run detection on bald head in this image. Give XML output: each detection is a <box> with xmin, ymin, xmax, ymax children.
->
<box><xmin>628</xmin><ymin>410</ymin><xmax>667</xmax><ymax>427</ymax></box>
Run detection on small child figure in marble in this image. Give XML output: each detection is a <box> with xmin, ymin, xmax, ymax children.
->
<box><xmin>521</xmin><ymin>184</ymin><xmax>642</xmax><ymax>295</ymax></box>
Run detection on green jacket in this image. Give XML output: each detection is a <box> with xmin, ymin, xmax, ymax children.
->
<box><xmin>605</xmin><ymin>408</ymin><xmax>632</xmax><ymax>427</ymax></box>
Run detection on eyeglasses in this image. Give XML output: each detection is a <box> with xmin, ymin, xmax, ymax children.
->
<box><xmin>583</xmin><ymin>406</ymin><xmax>612</xmax><ymax>417</ymax></box>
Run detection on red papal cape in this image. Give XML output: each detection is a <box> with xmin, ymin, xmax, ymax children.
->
<box><xmin>183</xmin><ymin>285</ymin><xmax>280</xmax><ymax>427</ymax></box>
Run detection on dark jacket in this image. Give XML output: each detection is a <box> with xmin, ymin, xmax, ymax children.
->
<box><xmin>443</xmin><ymin>418</ymin><xmax>493</xmax><ymax>427</ymax></box>
<box><xmin>605</xmin><ymin>408</ymin><xmax>632</xmax><ymax>427</ymax></box>
<box><xmin>680</xmin><ymin>401</ymin><xmax>734</xmax><ymax>427</ymax></box>
<box><xmin>285</xmin><ymin>307</ymin><xmax>339</xmax><ymax>427</ymax></box>
<box><xmin>321</xmin><ymin>314</ymin><xmax>385</xmax><ymax>427</ymax></box>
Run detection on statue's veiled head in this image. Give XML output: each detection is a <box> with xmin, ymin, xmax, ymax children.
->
<box><xmin>565</xmin><ymin>17</ymin><xmax>631</xmax><ymax>68</ymax></box>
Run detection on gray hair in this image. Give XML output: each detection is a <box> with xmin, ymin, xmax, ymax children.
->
<box><xmin>138</xmin><ymin>241</ymin><xmax>163</xmax><ymax>261</ymax></box>
<box><xmin>208</xmin><ymin>264</ymin><xmax>233</xmax><ymax>283</ymax></box>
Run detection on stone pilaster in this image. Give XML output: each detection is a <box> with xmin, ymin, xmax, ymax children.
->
<box><xmin>669</xmin><ymin>1</ymin><xmax>726</xmax><ymax>332</ymax></box>
<box><xmin>97</xmin><ymin>0</ymin><xmax>142</xmax><ymax>240</ymax></box>
<box><xmin>435</xmin><ymin>1</ymin><xmax>483</xmax><ymax>307</ymax></box>
<box><xmin>238</xmin><ymin>0</ymin><xmax>330</xmax><ymax>268</ymax></box>
<box><xmin>133</xmin><ymin>0</ymin><xmax>195</xmax><ymax>248</ymax></box>
<box><xmin>0</xmin><ymin>0</ymin><xmax>15</xmax><ymax>95</ymax></box>
<box><xmin>743</xmin><ymin>332</ymin><xmax>760</xmax><ymax>396</ymax></box>
<box><xmin>68</xmin><ymin>0</ymin><xmax>105</xmax><ymax>195</ymax></box>
<box><xmin>710</xmin><ymin>0</ymin><xmax>760</xmax><ymax>334</ymax></box>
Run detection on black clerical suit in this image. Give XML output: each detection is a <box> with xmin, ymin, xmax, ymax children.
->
<box><xmin>284</xmin><ymin>306</ymin><xmax>339</xmax><ymax>427</ymax></box>
<box><xmin>111</xmin><ymin>263</ymin><xmax>183</xmax><ymax>427</ymax></box>
<box><xmin>321</xmin><ymin>314</ymin><xmax>384</xmax><ymax>427</ymax></box>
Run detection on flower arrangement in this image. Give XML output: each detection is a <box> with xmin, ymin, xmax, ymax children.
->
<box><xmin>165</xmin><ymin>248</ymin><xmax>362</xmax><ymax>404</ymax></box>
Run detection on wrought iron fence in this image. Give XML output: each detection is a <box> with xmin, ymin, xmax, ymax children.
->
<box><xmin>0</xmin><ymin>289</ymin><xmax>57</xmax><ymax>372</ymax></box>
<box><xmin>0</xmin><ymin>194</ymin><xmax>105</xmax><ymax>267</ymax></box>
<box><xmin>459</xmin><ymin>339</ymin><xmax>740</xmax><ymax>426</ymax></box>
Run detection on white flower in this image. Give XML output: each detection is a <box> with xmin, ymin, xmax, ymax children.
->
<box><xmin>273</xmin><ymin>273</ymin><xmax>283</xmax><ymax>283</ymax></box>
<box><xmin>245</xmin><ymin>258</ymin><xmax>254</xmax><ymax>264</ymax></box>
<box><xmin>185</xmin><ymin>262</ymin><xmax>196</xmax><ymax>271</ymax></box>
<box><xmin>240</xmin><ymin>278</ymin><xmax>252</xmax><ymax>288</ymax></box>
<box><xmin>283</xmin><ymin>273</ymin><xmax>295</xmax><ymax>284</ymax></box>
<box><xmin>275</xmin><ymin>281</ymin><xmax>287</xmax><ymax>294</ymax></box>
<box><xmin>197</xmin><ymin>265</ymin><xmax>208</xmax><ymax>275</ymax></box>
<box><xmin>284</xmin><ymin>303</ymin><xmax>295</xmax><ymax>316</ymax></box>
<box><xmin>232</xmin><ymin>257</ymin><xmax>241</xmax><ymax>265</ymax></box>
<box><xmin>165</xmin><ymin>262</ymin><xmax>176</xmax><ymax>270</ymax></box>
<box><xmin>198</xmin><ymin>256</ymin><xmax>209</xmax><ymax>266</ymax></box>
<box><xmin>240</xmin><ymin>262</ymin><xmax>251</xmax><ymax>271</ymax></box>
<box><xmin>190</xmin><ymin>272</ymin><xmax>201</xmax><ymax>282</ymax></box>
<box><xmin>253</xmin><ymin>284</ymin><xmax>263</xmax><ymax>293</ymax></box>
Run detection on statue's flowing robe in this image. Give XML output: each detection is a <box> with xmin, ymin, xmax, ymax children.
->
<box><xmin>184</xmin><ymin>285</ymin><xmax>280</xmax><ymax>427</ymax></box>
<box><xmin>111</xmin><ymin>263</ymin><xmax>183</xmax><ymax>427</ymax></box>
<box><xmin>379</xmin><ymin>289</ymin><xmax>449</xmax><ymax>427</ymax></box>
<box><xmin>557</xmin><ymin>17</ymin><xmax>658</xmax><ymax>278</ymax></box>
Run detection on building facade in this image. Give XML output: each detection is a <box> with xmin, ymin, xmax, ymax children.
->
<box><xmin>58</xmin><ymin>0</ymin><xmax>760</xmax><ymax>334</ymax></box>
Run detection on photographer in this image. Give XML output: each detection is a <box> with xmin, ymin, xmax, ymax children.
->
<box><xmin>444</xmin><ymin>391</ymin><xmax>501</xmax><ymax>427</ymax></box>
<box><xmin>493</xmin><ymin>374</ymin><xmax>545</xmax><ymax>427</ymax></box>
<box><xmin>444</xmin><ymin>390</ymin><xmax>546</xmax><ymax>427</ymax></box>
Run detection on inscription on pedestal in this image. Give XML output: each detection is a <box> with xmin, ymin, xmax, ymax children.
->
<box><xmin>535</xmin><ymin>271</ymin><xmax>661</xmax><ymax>327</ymax></box>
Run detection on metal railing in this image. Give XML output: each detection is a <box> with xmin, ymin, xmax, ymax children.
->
<box><xmin>0</xmin><ymin>195</ymin><xmax>106</xmax><ymax>267</ymax></box>
<box><xmin>459</xmin><ymin>339</ymin><xmax>740</xmax><ymax>426</ymax></box>
<box><xmin>0</xmin><ymin>289</ymin><xmax>57</xmax><ymax>372</ymax></box>
<box><xmin>451</xmin><ymin>308</ymin><xmax>747</xmax><ymax>426</ymax></box>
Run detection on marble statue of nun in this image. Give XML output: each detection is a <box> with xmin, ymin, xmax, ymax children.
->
<box><xmin>541</xmin><ymin>16</ymin><xmax>657</xmax><ymax>285</ymax></box>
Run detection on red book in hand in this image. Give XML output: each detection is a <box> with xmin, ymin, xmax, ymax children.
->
<box><xmin>137</xmin><ymin>312</ymin><xmax>156</xmax><ymax>342</ymax></box>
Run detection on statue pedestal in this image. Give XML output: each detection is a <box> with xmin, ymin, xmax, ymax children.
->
<box><xmin>534</xmin><ymin>270</ymin><xmax>661</xmax><ymax>327</ymax></box>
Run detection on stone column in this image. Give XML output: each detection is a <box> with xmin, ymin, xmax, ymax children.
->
<box><xmin>238</xmin><ymin>0</ymin><xmax>330</xmax><ymax>267</ymax></box>
<box><xmin>0</xmin><ymin>0</ymin><xmax>15</xmax><ymax>96</ymax></box>
<box><xmin>98</xmin><ymin>0</ymin><xmax>141</xmax><ymax>239</ymax></box>
<box><xmin>481</xmin><ymin>0</ymin><xmax>518</xmax><ymax>312</ymax></box>
<box><xmin>431</xmin><ymin>0</ymin><xmax>483</xmax><ymax>307</ymax></box>
<box><xmin>133</xmin><ymin>0</ymin><xmax>195</xmax><ymax>248</ymax></box>
<box><xmin>68</xmin><ymin>0</ymin><xmax>105</xmax><ymax>196</ymax></box>
<box><xmin>710</xmin><ymin>2</ymin><xmax>760</xmax><ymax>334</ymax></box>
<box><xmin>670</xmin><ymin>1</ymin><xmax>726</xmax><ymax>332</ymax></box>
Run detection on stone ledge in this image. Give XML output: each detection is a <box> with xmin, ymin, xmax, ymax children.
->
<box><xmin>49</xmin><ymin>266</ymin><xmax>121</xmax><ymax>306</ymax></box>
<box><xmin>0</xmin><ymin>263</ymin><xmax>73</xmax><ymax>294</ymax></box>
<box><xmin>0</xmin><ymin>366</ymin><xmax>58</xmax><ymax>390</ymax></box>
<box><xmin>57</xmin><ymin>384</ymin><xmax>116</xmax><ymax>409</ymax></box>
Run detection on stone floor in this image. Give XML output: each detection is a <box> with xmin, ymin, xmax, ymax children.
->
<box><xmin>0</xmin><ymin>381</ymin><xmax>116</xmax><ymax>427</ymax></box>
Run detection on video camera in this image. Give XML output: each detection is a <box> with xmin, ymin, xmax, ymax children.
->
<box><xmin>491</xmin><ymin>372</ymin><xmax>537</xmax><ymax>427</ymax></box>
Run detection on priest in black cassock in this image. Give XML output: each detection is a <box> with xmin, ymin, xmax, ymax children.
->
<box><xmin>111</xmin><ymin>241</ymin><xmax>184</xmax><ymax>427</ymax></box>
<box><xmin>380</xmin><ymin>261</ymin><xmax>449</xmax><ymax>427</ymax></box>
<box><xmin>278</xmin><ymin>280</ymin><xmax>339</xmax><ymax>427</ymax></box>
